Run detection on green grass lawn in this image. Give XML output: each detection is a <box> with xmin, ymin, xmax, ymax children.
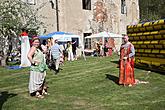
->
<box><xmin>0</xmin><ymin>55</ymin><xmax>165</xmax><ymax>110</ymax></box>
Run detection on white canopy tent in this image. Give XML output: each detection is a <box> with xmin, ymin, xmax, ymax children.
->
<box><xmin>51</xmin><ymin>34</ymin><xmax>83</xmax><ymax>48</ymax></box>
<box><xmin>85</xmin><ymin>31</ymin><xmax>123</xmax><ymax>52</ymax></box>
<box><xmin>39</xmin><ymin>32</ymin><xmax>83</xmax><ymax>46</ymax></box>
<box><xmin>52</xmin><ymin>34</ymin><xmax>78</xmax><ymax>42</ymax></box>
<box><xmin>85</xmin><ymin>31</ymin><xmax>123</xmax><ymax>39</ymax></box>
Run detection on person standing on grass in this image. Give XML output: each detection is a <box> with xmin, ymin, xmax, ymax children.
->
<box><xmin>66</xmin><ymin>41</ymin><xmax>74</xmax><ymax>61</ymax></box>
<box><xmin>119</xmin><ymin>35</ymin><xmax>135</xmax><ymax>87</ymax></box>
<box><xmin>72</xmin><ymin>40</ymin><xmax>77</xmax><ymax>60</ymax></box>
<box><xmin>51</xmin><ymin>39</ymin><xmax>62</xmax><ymax>74</ymax></box>
<box><xmin>104</xmin><ymin>40</ymin><xmax>109</xmax><ymax>56</ymax></box>
<box><xmin>108</xmin><ymin>38</ymin><xmax>115</xmax><ymax>56</ymax></box>
<box><xmin>27</xmin><ymin>37</ymin><xmax>48</xmax><ymax>98</ymax></box>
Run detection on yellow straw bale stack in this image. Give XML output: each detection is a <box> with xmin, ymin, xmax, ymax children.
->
<box><xmin>127</xmin><ymin>19</ymin><xmax>165</xmax><ymax>73</ymax></box>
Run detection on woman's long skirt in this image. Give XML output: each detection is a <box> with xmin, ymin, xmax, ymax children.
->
<box><xmin>29</xmin><ymin>71</ymin><xmax>46</xmax><ymax>93</ymax></box>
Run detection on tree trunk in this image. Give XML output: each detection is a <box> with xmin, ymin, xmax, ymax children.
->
<box><xmin>0</xmin><ymin>56</ymin><xmax>7</xmax><ymax>67</ymax></box>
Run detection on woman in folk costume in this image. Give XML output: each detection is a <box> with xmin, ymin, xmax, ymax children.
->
<box><xmin>119</xmin><ymin>35</ymin><xmax>135</xmax><ymax>86</ymax></box>
<box><xmin>27</xmin><ymin>37</ymin><xmax>48</xmax><ymax>98</ymax></box>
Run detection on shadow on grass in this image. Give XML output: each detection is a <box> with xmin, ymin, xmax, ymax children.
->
<box><xmin>0</xmin><ymin>91</ymin><xmax>17</xmax><ymax>109</ymax></box>
<box><xmin>110</xmin><ymin>60</ymin><xmax>119</xmax><ymax>64</ymax></box>
<box><xmin>135</xmin><ymin>65</ymin><xmax>165</xmax><ymax>75</ymax></box>
<box><xmin>105</xmin><ymin>74</ymin><xmax>119</xmax><ymax>85</ymax></box>
<box><xmin>110</xmin><ymin>60</ymin><xmax>119</xmax><ymax>68</ymax></box>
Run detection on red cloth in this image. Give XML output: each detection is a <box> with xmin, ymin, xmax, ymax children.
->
<box><xmin>20</xmin><ymin>32</ymin><xmax>28</xmax><ymax>36</ymax></box>
<box><xmin>119</xmin><ymin>44</ymin><xmax>135</xmax><ymax>85</ymax></box>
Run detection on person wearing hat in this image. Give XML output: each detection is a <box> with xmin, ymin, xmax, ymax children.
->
<box><xmin>119</xmin><ymin>35</ymin><xmax>135</xmax><ymax>86</ymax></box>
<box><xmin>51</xmin><ymin>39</ymin><xmax>62</xmax><ymax>74</ymax></box>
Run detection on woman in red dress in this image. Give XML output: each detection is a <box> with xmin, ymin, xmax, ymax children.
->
<box><xmin>119</xmin><ymin>35</ymin><xmax>135</xmax><ymax>86</ymax></box>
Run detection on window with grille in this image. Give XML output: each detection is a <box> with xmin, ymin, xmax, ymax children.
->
<box><xmin>121</xmin><ymin>0</ymin><xmax>126</xmax><ymax>14</ymax></box>
<box><xmin>82</xmin><ymin>0</ymin><xmax>91</xmax><ymax>10</ymax></box>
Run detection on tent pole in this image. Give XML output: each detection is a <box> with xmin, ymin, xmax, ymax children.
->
<box><xmin>81</xmin><ymin>43</ymin><xmax>86</xmax><ymax>61</ymax></box>
<box><xmin>102</xmin><ymin>37</ymin><xmax>104</xmax><ymax>56</ymax></box>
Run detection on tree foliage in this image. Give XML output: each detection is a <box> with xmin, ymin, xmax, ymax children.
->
<box><xmin>139</xmin><ymin>0</ymin><xmax>165</xmax><ymax>22</ymax></box>
<box><xmin>0</xmin><ymin>0</ymin><xmax>44</xmax><ymax>54</ymax></box>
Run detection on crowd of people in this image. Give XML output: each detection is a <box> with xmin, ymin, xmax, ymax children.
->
<box><xmin>16</xmin><ymin>29</ymin><xmax>137</xmax><ymax>99</ymax></box>
<box><xmin>93</xmin><ymin>38</ymin><xmax>116</xmax><ymax>57</ymax></box>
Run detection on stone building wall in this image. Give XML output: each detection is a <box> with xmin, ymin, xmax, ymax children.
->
<box><xmin>34</xmin><ymin>0</ymin><xmax>57</xmax><ymax>34</ymax></box>
<box><xmin>31</xmin><ymin>0</ymin><xmax>139</xmax><ymax>39</ymax></box>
